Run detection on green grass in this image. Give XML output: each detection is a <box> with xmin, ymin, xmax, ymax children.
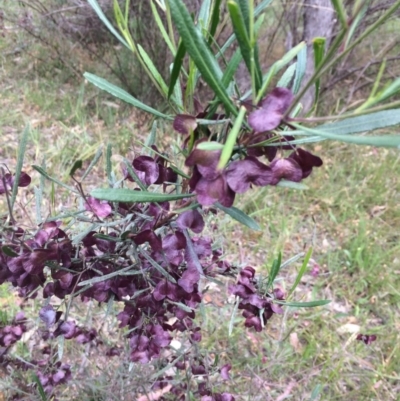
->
<box><xmin>1</xmin><ymin>3</ymin><xmax>400</xmax><ymax>401</ymax></box>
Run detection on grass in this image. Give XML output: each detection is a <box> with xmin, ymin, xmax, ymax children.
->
<box><xmin>1</xmin><ymin>3</ymin><xmax>400</xmax><ymax>401</ymax></box>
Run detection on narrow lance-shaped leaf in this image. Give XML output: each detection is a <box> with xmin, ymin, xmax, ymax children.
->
<box><xmin>168</xmin><ymin>40</ymin><xmax>186</xmax><ymax>99</ymax></box>
<box><xmin>182</xmin><ymin>229</ymin><xmax>204</xmax><ymax>275</ymax></box>
<box><xmin>312</xmin><ymin>37</ymin><xmax>326</xmax><ymax>106</ymax></box>
<box><xmin>138</xmin><ymin>44</ymin><xmax>169</xmax><ymax>96</ymax></box>
<box><xmin>331</xmin><ymin>0</ymin><xmax>348</xmax><ymax>29</ymax></box>
<box><xmin>78</xmin><ymin>265</ymin><xmax>136</xmax><ymax>287</ymax></box>
<box><xmin>228</xmin><ymin>1</ymin><xmax>261</xmax><ymax>91</ymax></box>
<box><xmin>84</xmin><ymin>73</ymin><xmax>172</xmax><ymax>120</ymax></box>
<box><xmin>215</xmin><ymin>202</ymin><xmax>261</xmax><ymax>231</ymax></box>
<box><xmin>275</xmin><ymin>108</ymin><xmax>400</xmax><ymax>146</ymax></box>
<box><xmin>218</xmin><ymin>106</ymin><xmax>246</xmax><ymax>169</ymax></box>
<box><xmin>91</xmin><ymin>188</ymin><xmax>193</xmax><ymax>203</ymax></box>
<box><xmin>169</xmin><ymin>0</ymin><xmax>237</xmax><ymax>115</ymax></box>
<box><xmin>11</xmin><ymin>124</ymin><xmax>29</xmax><ymax>209</ymax></box>
<box><xmin>198</xmin><ymin>0</ymin><xmax>212</xmax><ymax>31</ymax></box>
<box><xmin>236</xmin><ymin>0</ymin><xmax>263</xmax><ymax>90</ymax></box>
<box><xmin>291</xmin><ymin>122</ymin><xmax>400</xmax><ymax>148</ymax></box>
<box><xmin>106</xmin><ymin>143</ymin><xmax>113</xmax><ymax>186</ymax></box>
<box><xmin>69</xmin><ymin>160</ymin><xmax>83</xmax><ymax>177</ymax></box>
<box><xmin>196</xmin><ymin>142</ymin><xmax>225</xmax><ymax>151</ymax></box>
<box><xmin>229</xmin><ymin>296</ymin><xmax>240</xmax><ymax>336</ymax></box>
<box><xmin>87</xmin><ymin>0</ymin><xmax>129</xmax><ymax>48</ymax></box>
<box><xmin>123</xmin><ymin>158</ymin><xmax>147</xmax><ymax>191</ymax></box>
<box><xmin>208</xmin><ymin>0</ymin><xmax>222</xmax><ymax>43</ymax></box>
<box><xmin>82</xmin><ymin>146</ymin><xmax>103</xmax><ymax>180</ymax></box>
<box><xmin>140</xmin><ymin>249</ymin><xmax>177</xmax><ymax>283</ymax></box>
<box><xmin>267</xmin><ymin>252</ymin><xmax>282</xmax><ymax>288</ymax></box>
<box><xmin>292</xmin><ymin>45</ymin><xmax>307</xmax><ymax>94</ymax></box>
<box><xmin>32</xmin><ymin>165</ymin><xmax>79</xmax><ymax>194</ymax></box>
<box><xmin>276</xmin><ymin>180</ymin><xmax>308</xmax><ymax>190</ymax></box>
<box><xmin>255</xmin><ymin>41</ymin><xmax>306</xmax><ymax>103</ymax></box>
<box><xmin>145</xmin><ymin>121</ymin><xmax>157</xmax><ymax>148</ymax></box>
<box><xmin>288</xmin><ymin>248</ymin><xmax>313</xmax><ymax>297</ymax></box>
<box><xmin>275</xmin><ymin>300</ymin><xmax>331</xmax><ymax>307</ymax></box>
<box><xmin>277</xmin><ymin>63</ymin><xmax>297</xmax><ymax>88</ymax></box>
<box><xmin>150</xmin><ymin>0</ymin><xmax>176</xmax><ymax>54</ymax></box>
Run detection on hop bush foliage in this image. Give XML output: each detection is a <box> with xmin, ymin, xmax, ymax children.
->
<box><xmin>2</xmin><ymin>0</ymin><xmax>400</xmax><ymax>399</ymax></box>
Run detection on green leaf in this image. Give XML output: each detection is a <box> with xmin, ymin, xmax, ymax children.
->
<box><xmin>280</xmin><ymin>252</ymin><xmax>305</xmax><ymax>270</ymax></box>
<box><xmin>106</xmin><ymin>143</ymin><xmax>112</xmax><ymax>185</ymax></box>
<box><xmin>229</xmin><ymin>296</ymin><xmax>240</xmax><ymax>336</ymax></box>
<box><xmin>217</xmin><ymin>0</ymin><xmax>273</xmax><ymax>60</ymax></box>
<box><xmin>276</xmin><ymin>299</ymin><xmax>331</xmax><ymax>308</ymax></box>
<box><xmin>78</xmin><ymin>265</ymin><xmax>137</xmax><ymax>287</ymax></box>
<box><xmin>168</xmin><ymin>40</ymin><xmax>186</xmax><ymax>99</ymax></box>
<box><xmin>94</xmin><ymin>233</ymin><xmax>121</xmax><ymax>242</ymax></box>
<box><xmin>32</xmin><ymin>165</ymin><xmax>79</xmax><ymax>194</ymax></box>
<box><xmin>276</xmin><ymin>180</ymin><xmax>308</xmax><ymax>190</ymax></box>
<box><xmin>34</xmin><ymin>186</ymin><xmax>43</xmax><ymax>224</ymax></box>
<box><xmin>137</xmin><ymin>44</ymin><xmax>169</xmax><ymax>96</ymax></box>
<box><xmin>32</xmin><ymin>374</ymin><xmax>48</xmax><ymax>401</ymax></box>
<box><xmin>236</xmin><ymin>0</ymin><xmax>263</xmax><ymax>90</ymax></box>
<box><xmin>84</xmin><ymin>73</ymin><xmax>172</xmax><ymax>119</ymax></box>
<box><xmin>150</xmin><ymin>0</ymin><xmax>176</xmax><ymax>54</ymax></box>
<box><xmin>2</xmin><ymin>246</ymin><xmax>19</xmax><ymax>257</ymax></box>
<box><xmin>288</xmin><ymin>248</ymin><xmax>313</xmax><ymax>297</ymax></box>
<box><xmin>69</xmin><ymin>160</ymin><xmax>83</xmax><ymax>177</ymax></box>
<box><xmin>168</xmin><ymin>300</ymin><xmax>194</xmax><ymax>313</ymax></box>
<box><xmin>310</xmin><ymin>384</ymin><xmax>323</xmax><ymax>401</ymax></box>
<box><xmin>196</xmin><ymin>141</ymin><xmax>225</xmax><ymax>151</ymax></box>
<box><xmin>57</xmin><ymin>335</ymin><xmax>64</xmax><ymax>361</ymax></box>
<box><xmin>279</xmin><ymin>109</ymin><xmax>400</xmax><ymax>146</ymax></box>
<box><xmin>292</xmin><ymin>45</ymin><xmax>307</xmax><ymax>94</ymax></box>
<box><xmin>215</xmin><ymin>202</ymin><xmax>261</xmax><ymax>231</ymax></box>
<box><xmin>222</xmin><ymin>47</ymin><xmax>242</xmax><ymax>88</ymax></box>
<box><xmin>218</xmin><ymin>106</ymin><xmax>246</xmax><ymax>169</ymax></box>
<box><xmin>11</xmin><ymin>124</ymin><xmax>29</xmax><ymax>209</ymax></box>
<box><xmin>91</xmin><ymin>188</ymin><xmax>193</xmax><ymax>203</ymax></box>
<box><xmin>375</xmin><ymin>77</ymin><xmax>400</xmax><ymax>104</ymax></box>
<box><xmin>182</xmin><ymin>229</ymin><xmax>204</xmax><ymax>274</ymax></box>
<box><xmin>82</xmin><ymin>146</ymin><xmax>103</xmax><ymax>180</ymax></box>
<box><xmin>145</xmin><ymin>121</ymin><xmax>157</xmax><ymax>148</ymax></box>
<box><xmin>123</xmin><ymin>157</ymin><xmax>147</xmax><ymax>191</ymax></box>
<box><xmin>331</xmin><ymin>0</ymin><xmax>348</xmax><ymax>28</ymax></box>
<box><xmin>198</xmin><ymin>0</ymin><xmax>212</xmax><ymax>30</ymax></box>
<box><xmin>140</xmin><ymin>249</ymin><xmax>177</xmax><ymax>283</ymax></box>
<box><xmin>291</xmin><ymin>122</ymin><xmax>400</xmax><ymax>148</ymax></box>
<box><xmin>319</xmin><ymin>109</ymin><xmax>400</xmax><ymax>134</ymax></box>
<box><xmin>312</xmin><ymin>37</ymin><xmax>326</xmax><ymax>104</ymax></box>
<box><xmin>254</xmin><ymin>0</ymin><xmax>274</xmax><ymax>15</ymax></box>
<box><xmin>267</xmin><ymin>252</ymin><xmax>282</xmax><ymax>288</ymax></box>
<box><xmin>136</xmin><ymin>141</ymin><xmax>190</xmax><ymax>178</ymax></box>
<box><xmin>169</xmin><ymin>0</ymin><xmax>237</xmax><ymax>115</ymax></box>
<box><xmin>87</xmin><ymin>0</ymin><xmax>129</xmax><ymax>48</ymax></box>
<box><xmin>228</xmin><ymin>1</ymin><xmax>261</xmax><ymax>91</ymax></box>
<box><xmin>208</xmin><ymin>0</ymin><xmax>222</xmax><ymax>42</ymax></box>
<box><xmin>277</xmin><ymin>62</ymin><xmax>297</xmax><ymax>88</ymax></box>
<box><xmin>255</xmin><ymin>41</ymin><xmax>306</xmax><ymax>102</ymax></box>
<box><xmin>344</xmin><ymin>0</ymin><xmax>370</xmax><ymax>49</ymax></box>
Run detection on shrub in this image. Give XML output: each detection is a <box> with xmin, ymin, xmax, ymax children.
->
<box><xmin>1</xmin><ymin>0</ymin><xmax>400</xmax><ymax>399</ymax></box>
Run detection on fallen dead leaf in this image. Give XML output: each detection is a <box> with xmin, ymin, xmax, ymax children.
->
<box><xmin>289</xmin><ymin>332</ymin><xmax>302</xmax><ymax>353</ymax></box>
<box><xmin>336</xmin><ymin>323</ymin><xmax>360</xmax><ymax>334</ymax></box>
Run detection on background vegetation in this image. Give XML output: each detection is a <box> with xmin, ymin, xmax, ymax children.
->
<box><xmin>1</xmin><ymin>0</ymin><xmax>399</xmax><ymax>400</ymax></box>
